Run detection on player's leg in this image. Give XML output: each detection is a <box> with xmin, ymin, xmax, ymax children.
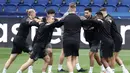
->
<box><xmin>17</xmin><ymin>43</ymin><xmax>42</xmax><ymax>73</ymax></box>
<box><xmin>88</xmin><ymin>51</ymin><xmax>95</xmax><ymax>73</ymax></box>
<box><xmin>2</xmin><ymin>44</ymin><xmax>21</xmax><ymax>73</ymax></box>
<box><xmin>58</xmin><ymin>49</ymin><xmax>67</xmax><ymax>72</ymax></box>
<box><xmin>110</xmin><ymin>53</ymin><xmax>115</xmax><ymax>73</ymax></box>
<box><xmin>42</xmin><ymin>55</ymin><xmax>50</xmax><ymax>73</ymax></box>
<box><xmin>72</xmin><ymin>56</ymin><xmax>77</xmax><ymax>69</ymax></box>
<box><xmin>100</xmin><ymin>47</ymin><xmax>113</xmax><ymax>73</ymax></box>
<box><xmin>2</xmin><ymin>54</ymin><xmax>19</xmax><ymax>73</ymax></box>
<box><xmin>16</xmin><ymin>58</ymin><xmax>35</xmax><ymax>73</ymax></box>
<box><xmin>66</xmin><ymin>56</ymin><xmax>73</xmax><ymax>73</ymax></box>
<box><xmin>23</xmin><ymin>44</ymin><xmax>34</xmax><ymax>73</ymax></box>
<box><xmin>115</xmin><ymin>52</ymin><xmax>129</xmax><ymax>73</ymax></box>
<box><xmin>75</xmin><ymin>56</ymin><xmax>87</xmax><ymax>72</ymax></box>
<box><xmin>94</xmin><ymin>52</ymin><xmax>105</xmax><ymax>73</ymax></box>
<box><xmin>46</xmin><ymin>44</ymin><xmax>53</xmax><ymax>73</ymax></box>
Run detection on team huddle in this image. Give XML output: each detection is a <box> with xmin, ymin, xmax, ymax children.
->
<box><xmin>1</xmin><ymin>2</ymin><xmax>129</xmax><ymax>73</ymax></box>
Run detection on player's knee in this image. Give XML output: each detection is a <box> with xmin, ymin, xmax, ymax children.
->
<box><xmin>89</xmin><ymin>52</ymin><xmax>94</xmax><ymax>57</ymax></box>
<box><xmin>47</xmin><ymin>48</ymin><xmax>53</xmax><ymax>55</ymax></box>
<box><xmin>44</xmin><ymin>55</ymin><xmax>50</xmax><ymax>63</ymax></box>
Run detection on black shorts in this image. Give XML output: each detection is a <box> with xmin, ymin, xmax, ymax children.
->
<box><xmin>30</xmin><ymin>43</ymin><xmax>47</xmax><ymax>61</ymax></box>
<box><xmin>89</xmin><ymin>40</ymin><xmax>100</xmax><ymax>52</ymax></box>
<box><xmin>113</xmin><ymin>35</ymin><xmax>122</xmax><ymax>52</ymax></box>
<box><xmin>63</xmin><ymin>40</ymin><xmax>79</xmax><ymax>57</ymax></box>
<box><xmin>100</xmin><ymin>39</ymin><xmax>114</xmax><ymax>58</ymax></box>
<box><xmin>46</xmin><ymin>43</ymin><xmax>52</xmax><ymax>49</ymax></box>
<box><xmin>11</xmin><ymin>36</ymin><xmax>30</xmax><ymax>54</ymax></box>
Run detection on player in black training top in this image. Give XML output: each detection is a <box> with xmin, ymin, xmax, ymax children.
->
<box><xmin>82</xmin><ymin>12</ymin><xmax>114</xmax><ymax>73</ymax></box>
<box><xmin>100</xmin><ymin>7</ymin><xmax>129</xmax><ymax>73</ymax></box>
<box><xmin>32</xmin><ymin>9</ymin><xmax>58</xmax><ymax>73</ymax></box>
<box><xmin>61</xmin><ymin>3</ymin><xmax>84</xmax><ymax>73</ymax></box>
<box><xmin>16</xmin><ymin>16</ymin><xmax>64</xmax><ymax>73</ymax></box>
<box><xmin>82</xmin><ymin>8</ymin><xmax>105</xmax><ymax>73</ymax></box>
<box><xmin>2</xmin><ymin>9</ymin><xmax>40</xmax><ymax>73</ymax></box>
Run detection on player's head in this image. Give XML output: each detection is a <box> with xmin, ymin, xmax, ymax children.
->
<box><xmin>47</xmin><ymin>9</ymin><xmax>56</xmax><ymax>17</ymax></box>
<box><xmin>47</xmin><ymin>16</ymin><xmax>55</xmax><ymax>24</ymax></box>
<box><xmin>26</xmin><ymin>9</ymin><xmax>36</xmax><ymax>18</ymax></box>
<box><xmin>68</xmin><ymin>2</ymin><xmax>76</xmax><ymax>12</ymax></box>
<box><xmin>84</xmin><ymin>7</ymin><xmax>92</xmax><ymax>17</ymax></box>
<box><xmin>100</xmin><ymin>7</ymin><xmax>108</xmax><ymax>17</ymax></box>
<box><xmin>95</xmin><ymin>11</ymin><xmax>103</xmax><ymax>19</ymax></box>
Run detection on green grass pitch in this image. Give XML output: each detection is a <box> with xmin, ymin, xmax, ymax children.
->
<box><xmin>0</xmin><ymin>48</ymin><xmax>129</xmax><ymax>73</ymax></box>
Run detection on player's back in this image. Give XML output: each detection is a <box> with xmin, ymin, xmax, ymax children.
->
<box><xmin>95</xmin><ymin>19</ymin><xmax>112</xmax><ymax>41</ymax></box>
<box><xmin>17</xmin><ymin>17</ymin><xmax>39</xmax><ymax>39</ymax></box>
<box><xmin>63</xmin><ymin>13</ymin><xmax>82</xmax><ymax>41</ymax></box>
<box><xmin>104</xmin><ymin>14</ymin><xmax>122</xmax><ymax>42</ymax></box>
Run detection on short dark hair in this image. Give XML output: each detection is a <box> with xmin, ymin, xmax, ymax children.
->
<box><xmin>100</xmin><ymin>7</ymin><xmax>107</xmax><ymax>11</ymax></box>
<box><xmin>47</xmin><ymin>9</ymin><xmax>55</xmax><ymax>14</ymax></box>
<box><xmin>84</xmin><ymin>8</ymin><xmax>92</xmax><ymax>12</ymax></box>
<box><xmin>96</xmin><ymin>11</ymin><xmax>103</xmax><ymax>16</ymax></box>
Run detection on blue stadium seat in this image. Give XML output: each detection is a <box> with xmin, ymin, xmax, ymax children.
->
<box><xmin>0</xmin><ymin>0</ymin><xmax>6</xmax><ymax>5</ymax></box>
<box><xmin>93</xmin><ymin>0</ymin><xmax>105</xmax><ymax>6</ymax></box>
<box><xmin>60</xmin><ymin>5</ymin><xmax>68</xmax><ymax>13</ymax></box>
<box><xmin>107</xmin><ymin>0</ymin><xmax>119</xmax><ymax>6</ymax></box>
<box><xmin>0</xmin><ymin>5</ymin><xmax>3</xmax><ymax>12</ymax></box>
<box><xmin>18</xmin><ymin>4</ymin><xmax>31</xmax><ymax>13</ymax></box>
<box><xmin>32</xmin><ymin>4</ymin><xmax>45</xmax><ymax>13</ymax></box>
<box><xmin>4</xmin><ymin>4</ymin><xmax>17</xmax><ymax>12</ymax></box>
<box><xmin>103</xmin><ymin>5</ymin><xmax>116</xmax><ymax>12</ymax></box>
<box><xmin>89</xmin><ymin>5</ymin><xmax>100</xmax><ymax>12</ymax></box>
<box><xmin>38</xmin><ymin>0</ymin><xmax>48</xmax><ymax>5</ymax></box>
<box><xmin>46</xmin><ymin>5</ymin><xmax>59</xmax><ymax>12</ymax></box>
<box><xmin>23</xmin><ymin>0</ymin><xmax>35</xmax><ymax>5</ymax></box>
<box><xmin>76</xmin><ymin>5</ymin><xmax>85</xmax><ymax>13</ymax></box>
<box><xmin>117</xmin><ymin>5</ymin><xmax>129</xmax><ymax>12</ymax></box>
<box><xmin>80</xmin><ymin>0</ymin><xmax>90</xmax><ymax>6</ymax></box>
<box><xmin>51</xmin><ymin>0</ymin><xmax>62</xmax><ymax>6</ymax></box>
<box><xmin>121</xmin><ymin>0</ymin><xmax>130</xmax><ymax>6</ymax></box>
<box><xmin>65</xmin><ymin>0</ymin><xmax>77</xmax><ymax>5</ymax></box>
<box><xmin>9</xmin><ymin>0</ymin><xmax>20</xmax><ymax>5</ymax></box>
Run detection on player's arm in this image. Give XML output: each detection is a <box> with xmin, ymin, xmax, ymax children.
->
<box><xmin>49</xmin><ymin>20</ymin><xmax>64</xmax><ymax>28</ymax></box>
<box><xmin>82</xmin><ymin>19</ymin><xmax>103</xmax><ymax>27</ymax></box>
<box><xmin>56</xmin><ymin>11</ymin><xmax>69</xmax><ymax>21</ymax></box>
<box><xmin>29</xmin><ymin>20</ymin><xmax>40</xmax><ymax>27</ymax></box>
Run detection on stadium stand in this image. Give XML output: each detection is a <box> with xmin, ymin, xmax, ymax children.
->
<box><xmin>65</xmin><ymin>0</ymin><xmax>77</xmax><ymax>5</ymax></box>
<box><xmin>0</xmin><ymin>0</ymin><xmax>130</xmax><ymax>18</ymax></box>
<box><xmin>103</xmin><ymin>5</ymin><xmax>116</xmax><ymax>12</ymax></box>
<box><xmin>88</xmin><ymin>5</ymin><xmax>101</xmax><ymax>12</ymax></box>
<box><xmin>60</xmin><ymin>5</ymin><xmax>68</xmax><ymax>13</ymax></box>
<box><xmin>106</xmin><ymin>0</ymin><xmax>120</xmax><ymax>6</ymax></box>
<box><xmin>0</xmin><ymin>0</ymin><xmax>6</xmax><ymax>5</ymax></box>
<box><xmin>79</xmin><ymin>0</ymin><xmax>90</xmax><ymax>6</ymax></box>
<box><xmin>121</xmin><ymin>0</ymin><xmax>130</xmax><ymax>6</ymax></box>
<box><xmin>51</xmin><ymin>0</ymin><xmax>63</xmax><ymax>6</ymax></box>
<box><xmin>23</xmin><ymin>0</ymin><xmax>35</xmax><ymax>5</ymax></box>
<box><xmin>38</xmin><ymin>0</ymin><xmax>48</xmax><ymax>5</ymax></box>
<box><xmin>92</xmin><ymin>0</ymin><xmax>105</xmax><ymax>6</ymax></box>
<box><xmin>117</xmin><ymin>5</ymin><xmax>129</xmax><ymax>12</ymax></box>
<box><xmin>3</xmin><ymin>4</ymin><xmax>17</xmax><ymax>12</ymax></box>
<box><xmin>8</xmin><ymin>0</ymin><xmax>21</xmax><ymax>5</ymax></box>
<box><xmin>32</xmin><ymin>4</ymin><xmax>45</xmax><ymax>13</ymax></box>
<box><xmin>76</xmin><ymin>5</ymin><xmax>85</xmax><ymax>13</ymax></box>
<box><xmin>17</xmin><ymin>4</ymin><xmax>31</xmax><ymax>13</ymax></box>
<box><xmin>0</xmin><ymin>4</ymin><xmax>3</xmax><ymax>12</ymax></box>
<box><xmin>46</xmin><ymin>5</ymin><xmax>59</xmax><ymax>12</ymax></box>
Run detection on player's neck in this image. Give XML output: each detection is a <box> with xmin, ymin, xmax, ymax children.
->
<box><xmin>69</xmin><ymin>11</ymin><xmax>76</xmax><ymax>14</ymax></box>
<box><xmin>103</xmin><ymin>12</ymin><xmax>108</xmax><ymax>17</ymax></box>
